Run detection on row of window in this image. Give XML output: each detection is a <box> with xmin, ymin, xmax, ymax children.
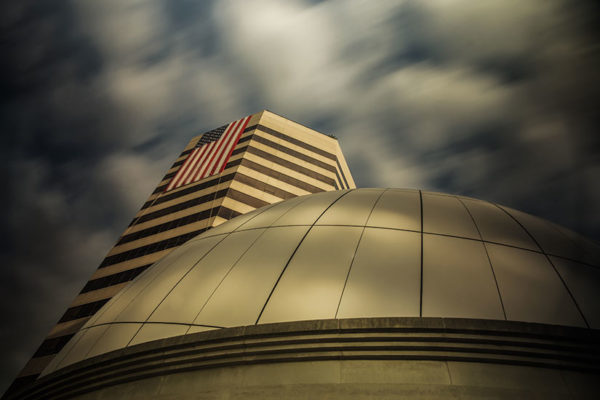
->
<box><xmin>99</xmin><ymin>228</ymin><xmax>208</xmax><ymax>268</ymax></box>
<box><xmin>251</xmin><ymin>134</ymin><xmax>336</xmax><ymax>173</ymax></box>
<box><xmin>235</xmin><ymin>135</ymin><xmax>343</xmax><ymax>190</ymax></box>
<box><xmin>58</xmin><ymin>298</ymin><xmax>109</xmax><ymax>323</ymax></box>
<box><xmin>335</xmin><ymin>157</ymin><xmax>350</xmax><ymax>190</ymax></box>
<box><xmin>246</xmin><ymin>124</ymin><xmax>337</xmax><ymax>161</ymax></box>
<box><xmin>237</xmin><ymin>158</ymin><xmax>326</xmax><ymax>194</ymax></box>
<box><xmin>224</xmin><ymin>187</ymin><xmax>270</xmax><ymax>210</ymax></box>
<box><xmin>33</xmin><ymin>334</ymin><xmax>75</xmax><ymax>358</ymax></box>
<box><xmin>135</xmin><ymin>189</ymin><xmax>230</xmax><ymax>225</ymax></box>
<box><xmin>79</xmin><ymin>264</ymin><xmax>151</xmax><ymax>294</ymax></box>
<box><xmin>141</xmin><ymin>173</ymin><xmax>236</xmax><ymax>211</ymax></box>
<box><xmin>215</xmin><ymin>205</ymin><xmax>242</xmax><ymax>221</ymax></box>
<box><xmin>233</xmin><ymin>171</ymin><xmax>297</xmax><ymax>201</ymax></box>
<box><xmin>118</xmin><ymin>204</ymin><xmax>226</xmax><ymax>246</ymax></box>
<box><xmin>244</xmin><ymin>146</ymin><xmax>336</xmax><ymax>186</ymax></box>
<box><xmin>245</xmin><ymin>124</ymin><xmax>348</xmax><ymax>189</ymax></box>
<box><xmin>250</xmin><ymin>134</ymin><xmax>348</xmax><ymax>190</ymax></box>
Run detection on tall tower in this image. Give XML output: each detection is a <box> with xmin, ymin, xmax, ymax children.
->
<box><xmin>8</xmin><ymin>110</ymin><xmax>355</xmax><ymax>394</ymax></box>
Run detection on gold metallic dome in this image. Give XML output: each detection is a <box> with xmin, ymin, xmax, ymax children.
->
<box><xmin>42</xmin><ymin>189</ymin><xmax>600</xmax><ymax>375</ymax></box>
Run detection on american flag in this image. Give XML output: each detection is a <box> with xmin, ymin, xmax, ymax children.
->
<box><xmin>165</xmin><ymin>115</ymin><xmax>251</xmax><ymax>192</ymax></box>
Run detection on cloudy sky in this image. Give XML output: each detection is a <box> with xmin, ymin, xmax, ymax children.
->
<box><xmin>1</xmin><ymin>0</ymin><xmax>599</xmax><ymax>393</ymax></box>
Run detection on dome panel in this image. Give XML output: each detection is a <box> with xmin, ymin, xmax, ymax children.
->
<box><xmin>316</xmin><ymin>189</ymin><xmax>381</xmax><ymax>226</ymax></box>
<box><xmin>422</xmin><ymin>234</ymin><xmax>505</xmax><ymax>320</ymax></box>
<box><xmin>57</xmin><ymin>325</ymin><xmax>109</xmax><ymax>371</ymax></box>
<box><xmin>87</xmin><ymin>244</ymin><xmax>190</xmax><ymax>326</ymax></box>
<box><xmin>486</xmin><ymin>244</ymin><xmax>586</xmax><ymax>327</ymax></box>
<box><xmin>554</xmin><ymin>226</ymin><xmax>600</xmax><ymax>266</ymax></box>
<box><xmin>148</xmin><ymin>229</ymin><xmax>265</xmax><ymax>324</ymax></box>
<box><xmin>187</xmin><ymin>325</ymin><xmax>217</xmax><ymax>334</ymax></box>
<box><xmin>239</xmin><ymin>194</ymin><xmax>309</xmax><ymax>230</ymax></box>
<box><xmin>259</xmin><ymin>226</ymin><xmax>363</xmax><ymax>324</ymax></box>
<box><xmin>42</xmin><ymin>328</ymin><xmax>86</xmax><ymax>374</ymax></box>
<box><xmin>193</xmin><ymin>226</ymin><xmax>310</xmax><ymax>327</ymax></box>
<box><xmin>460</xmin><ymin>199</ymin><xmax>537</xmax><ymax>250</ymax></box>
<box><xmin>422</xmin><ymin>194</ymin><xmax>479</xmax><ymax>239</ymax></box>
<box><xmin>114</xmin><ymin>235</ymin><xmax>227</xmax><ymax>323</ymax></box>
<box><xmin>130</xmin><ymin>323</ymin><xmax>189</xmax><ymax>346</ymax></box>
<box><xmin>271</xmin><ymin>190</ymin><xmax>348</xmax><ymax>226</ymax></box>
<box><xmin>86</xmin><ymin>323</ymin><xmax>141</xmax><ymax>359</ymax></box>
<box><xmin>200</xmin><ymin>206</ymin><xmax>270</xmax><ymax>237</ymax></box>
<box><xmin>550</xmin><ymin>256</ymin><xmax>600</xmax><ymax>329</ymax></box>
<box><xmin>366</xmin><ymin>189</ymin><xmax>420</xmax><ymax>231</ymax></box>
<box><xmin>500</xmin><ymin>206</ymin><xmax>583</xmax><ymax>263</ymax></box>
<box><xmin>337</xmin><ymin>228</ymin><xmax>421</xmax><ymax>319</ymax></box>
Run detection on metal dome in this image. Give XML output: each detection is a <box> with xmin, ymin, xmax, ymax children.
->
<box><xmin>43</xmin><ymin>189</ymin><xmax>600</xmax><ymax>375</ymax></box>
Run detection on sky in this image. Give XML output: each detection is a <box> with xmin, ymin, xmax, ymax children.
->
<box><xmin>1</xmin><ymin>0</ymin><xmax>599</xmax><ymax>394</ymax></box>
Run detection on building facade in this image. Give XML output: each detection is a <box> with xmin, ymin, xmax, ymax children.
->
<box><xmin>7</xmin><ymin>112</ymin><xmax>600</xmax><ymax>399</ymax></box>
<box><xmin>7</xmin><ymin>110</ymin><xmax>355</xmax><ymax>395</ymax></box>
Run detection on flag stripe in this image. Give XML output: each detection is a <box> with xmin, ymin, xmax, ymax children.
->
<box><xmin>175</xmin><ymin>147</ymin><xmax>203</xmax><ymax>188</ymax></box>
<box><xmin>211</xmin><ymin>117</ymin><xmax>245</xmax><ymax>175</ymax></box>
<box><xmin>166</xmin><ymin>147</ymin><xmax>200</xmax><ymax>191</ymax></box>
<box><xmin>204</xmin><ymin>119</ymin><xmax>239</xmax><ymax>178</ymax></box>
<box><xmin>164</xmin><ymin>116</ymin><xmax>251</xmax><ymax>192</ymax></box>
<box><xmin>190</xmin><ymin>142</ymin><xmax>214</xmax><ymax>183</ymax></box>
<box><xmin>218</xmin><ymin>116</ymin><xmax>251</xmax><ymax>174</ymax></box>
<box><xmin>182</xmin><ymin>144</ymin><xmax>209</xmax><ymax>186</ymax></box>
<box><xmin>188</xmin><ymin>141</ymin><xmax>214</xmax><ymax>185</ymax></box>
<box><xmin>176</xmin><ymin>145</ymin><xmax>204</xmax><ymax>188</ymax></box>
<box><xmin>195</xmin><ymin>141</ymin><xmax>218</xmax><ymax>182</ymax></box>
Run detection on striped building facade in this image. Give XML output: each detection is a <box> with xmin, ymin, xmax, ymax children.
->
<box><xmin>9</xmin><ymin>110</ymin><xmax>355</xmax><ymax>393</ymax></box>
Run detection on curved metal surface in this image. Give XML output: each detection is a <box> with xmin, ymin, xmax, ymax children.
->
<box><xmin>42</xmin><ymin>189</ymin><xmax>600</xmax><ymax>376</ymax></box>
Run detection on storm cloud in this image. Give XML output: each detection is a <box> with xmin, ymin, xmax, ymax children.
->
<box><xmin>1</xmin><ymin>0</ymin><xmax>599</xmax><ymax>393</ymax></box>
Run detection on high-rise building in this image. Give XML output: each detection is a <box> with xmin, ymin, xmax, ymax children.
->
<box><xmin>6</xmin><ymin>110</ymin><xmax>355</xmax><ymax>396</ymax></box>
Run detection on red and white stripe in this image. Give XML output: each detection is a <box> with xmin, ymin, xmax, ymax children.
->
<box><xmin>165</xmin><ymin>115</ymin><xmax>251</xmax><ymax>192</ymax></box>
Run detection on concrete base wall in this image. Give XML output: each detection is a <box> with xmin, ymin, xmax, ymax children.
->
<box><xmin>74</xmin><ymin>360</ymin><xmax>597</xmax><ymax>400</ymax></box>
<box><xmin>13</xmin><ymin>317</ymin><xmax>600</xmax><ymax>400</ymax></box>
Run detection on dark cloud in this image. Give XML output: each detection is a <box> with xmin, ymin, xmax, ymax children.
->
<box><xmin>0</xmin><ymin>1</ymin><xmax>172</xmax><ymax>392</ymax></box>
<box><xmin>1</xmin><ymin>0</ymin><xmax>599</xmax><ymax>394</ymax></box>
<box><xmin>333</xmin><ymin>0</ymin><xmax>600</xmax><ymax>237</ymax></box>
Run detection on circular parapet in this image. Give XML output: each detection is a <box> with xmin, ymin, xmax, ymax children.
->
<box><xmin>18</xmin><ymin>317</ymin><xmax>600</xmax><ymax>399</ymax></box>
